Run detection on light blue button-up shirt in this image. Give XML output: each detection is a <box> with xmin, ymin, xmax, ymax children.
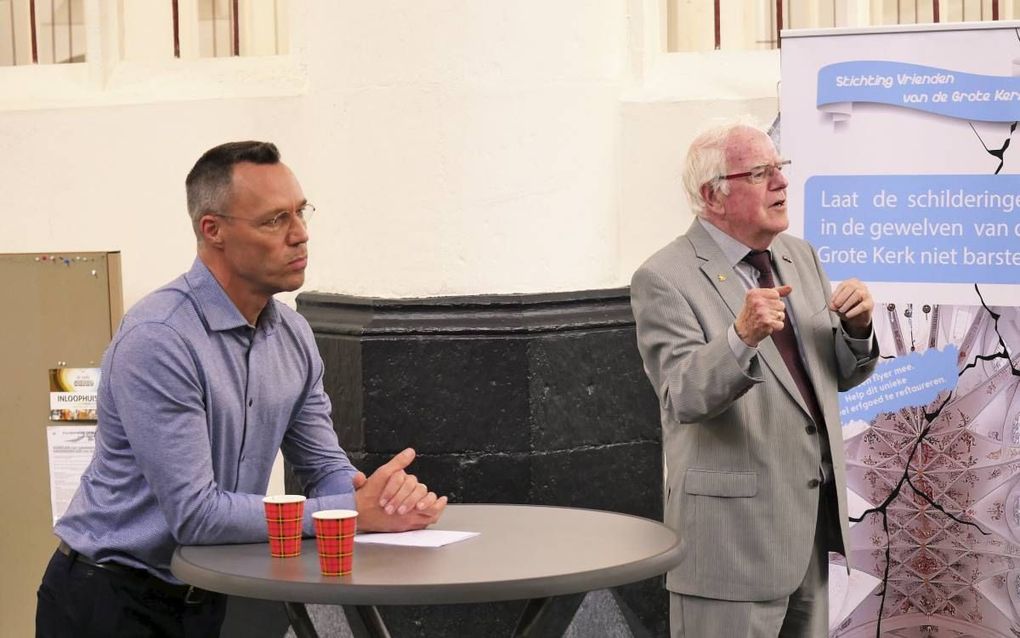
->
<box><xmin>55</xmin><ymin>258</ymin><xmax>357</xmax><ymax>582</ymax></box>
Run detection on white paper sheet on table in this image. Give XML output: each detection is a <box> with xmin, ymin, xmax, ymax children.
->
<box><xmin>353</xmin><ymin>530</ymin><xmax>479</xmax><ymax>547</ymax></box>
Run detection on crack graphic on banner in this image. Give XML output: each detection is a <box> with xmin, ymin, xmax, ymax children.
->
<box><xmin>969</xmin><ymin>121</ymin><xmax>1017</xmax><ymax>175</ymax></box>
<box><xmin>967</xmin><ymin>29</ymin><xmax>1020</xmax><ymax>176</ymax></box>
<box><xmin>849</xmin><ymin>392</ymin><xmax>984</xmax><ymax>637</ymax></box>
<box><xmin>838</xmin><ymin>286</ymin><xmax>1020</xmax><ymax>637</ymax></box>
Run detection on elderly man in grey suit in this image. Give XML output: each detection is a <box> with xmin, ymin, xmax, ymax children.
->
<box><xmin>631</xmin><ymin>121</ymin><xmax>879</xmax><ymax>637</ymax></box>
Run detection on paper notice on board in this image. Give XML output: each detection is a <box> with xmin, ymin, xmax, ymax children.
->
<box><xmin>49</xmin><ymin>368</ymin><xmax>100</xmax><ymax>421</ymax></box>
<box><xmin>47</xmin><ymin>426</ymin><xmax>96</xmax><ymax>524</ymax></box>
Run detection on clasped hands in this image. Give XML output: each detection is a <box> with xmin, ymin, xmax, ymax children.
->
<box><xmin>735</xmin><ymin>278</ymin><xmax>874</xmax><ymax>347</ymax></box>
<box><xmin>353</xmin><ymin>447</ymin><xmax>448</xmax><ymax>532</ymax></box>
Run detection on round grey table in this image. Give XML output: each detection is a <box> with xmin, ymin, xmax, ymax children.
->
<box><xmin>171</xmin><ymin>504</ymin><xmax>681</xmax><ymax>638</ymax></box>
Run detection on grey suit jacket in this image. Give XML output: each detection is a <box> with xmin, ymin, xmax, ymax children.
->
<box><xmin>631</xmin><ymin>220</ymin><xmax>878</xmax><ymax>601</ymax></box>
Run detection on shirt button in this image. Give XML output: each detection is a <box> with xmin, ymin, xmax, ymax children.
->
<box><xmin>240</xmin><ymin>454</ymin><xmax>246</xmax><ymax>461</ymax></box>
<box><xmin>805</xmin><ymin>425</ymin><xmax>817</xmax><ymax>434</ymax></box>
<box><xmin>248</xmin><ymin>399</ymin><xmax>253</xmax><ymax>407</ymax></box>
<box><xmin>807</xmin><ymin>478</ymin><xmax>821</xmax><ymax>488</ymax></box>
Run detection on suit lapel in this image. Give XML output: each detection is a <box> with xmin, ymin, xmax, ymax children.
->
<box><xmin>755</xmin><ymin>318</ymin><xmax>808</xmax><ymax>418</ymax></box>
<box><xmin>687</xmin><ymin>221</ymin><xmax>813</xmax><ymax>417</ymax></box>
<box><xmin>772</xmin><ymin>237</ymin><xmax>822</xmax><ymax>417</ymax></box>
<box><xmin>689</xmin><ymin>223</ymin><xmax>816</xmax><ymax>418</ymax></box>
<box><xmin>686</xmin><ymin>221</ymin><xmax>746</xmax><ymax>321</ymax></box>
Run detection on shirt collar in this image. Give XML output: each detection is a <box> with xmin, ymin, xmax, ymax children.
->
<box><xmin>697</xmin><ymin>218</ymin><xmax>772</xmax><ymax>267</ymax></box>
<box><xmin>183</xmin><ymin>258</ymin><xmax>281</xmax><ymax>333</ymax></box>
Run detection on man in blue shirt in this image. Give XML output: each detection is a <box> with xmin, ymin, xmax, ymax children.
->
<box><xmin>36</xmin><ymin>141</ymin><xmax>447</xmax><ymax>637</ymax></box>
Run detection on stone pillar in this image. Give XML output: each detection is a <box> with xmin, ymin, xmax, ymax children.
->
<box><xmin>292</xmin><ymin>288</ymin><xmax>667</xmax><ymax>637</ymax></box>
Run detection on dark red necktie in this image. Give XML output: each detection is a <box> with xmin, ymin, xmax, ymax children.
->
<box><xmin>742</xmin><ymin>250</ymin><xmax>824</xmax><ymax>428</ymax></box>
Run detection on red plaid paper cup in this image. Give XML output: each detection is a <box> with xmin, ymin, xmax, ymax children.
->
<box><xmin>263</xmin><ymin>495</ymin><xmax>306</xmax><ymax>557</ymax></box>
<box><xmin>313</xmin><ymin>509</ymin><xmax>358</xmax><ymax>576</ymax></box>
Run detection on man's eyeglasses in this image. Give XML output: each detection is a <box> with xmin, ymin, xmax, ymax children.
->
<box><xmin>214</xmin><ymin>203</ymin><xmax>315</xmax><ymax>233</ymax></box>
<box><xmin>717</xmin><ymin>160</ymin><xmax>791</xmax><ymax>185</ymax></box>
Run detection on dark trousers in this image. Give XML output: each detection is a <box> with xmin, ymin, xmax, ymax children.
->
<box><xmin>36</xmin><ymin>547</ymin><xmax>227</xmax><ymax>638</ymax></box>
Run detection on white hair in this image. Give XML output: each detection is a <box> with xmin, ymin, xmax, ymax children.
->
<box><xmin>682</xmin><ymin>118</ymin><xmax>770</xmax><ymax>218</ymax></box>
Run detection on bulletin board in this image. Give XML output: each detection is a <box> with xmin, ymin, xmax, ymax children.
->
<box><xmin>0</xmin><ymin>252</ymin><xmax>122</xmax><ymax>638</ymax></box>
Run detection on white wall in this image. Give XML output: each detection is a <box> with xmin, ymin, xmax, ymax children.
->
<box><xmin>619</xmin><ymin>96</ymin><xmax>778</xmax><ymax>278</ymax></box>
<box><xmin>0</xmin><ymin>0</ymin><xmax>779</xmax><ymax>507</ymax></box>
<box><xmin>0</xmin><ymin>1</ymin><xmax>777</xmax><ymax>311</ymax></box>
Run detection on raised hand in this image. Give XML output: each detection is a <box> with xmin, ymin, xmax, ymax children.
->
<box><xmin>829</xmin><ymin>278</ymin><xmax>873</xmax><ymax>337</ymax></box>
<box><xmin>735</xmin><ymin>285</ymin><xmax>792</xmax><ymax>347</ymax></box>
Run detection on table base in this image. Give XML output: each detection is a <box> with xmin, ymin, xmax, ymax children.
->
<box><xmin>282</xmin><ymin>594</ymin><xmax>588</xmax><ymax>638</ymax></box>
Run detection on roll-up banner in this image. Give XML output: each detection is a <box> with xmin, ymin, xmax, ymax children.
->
<box><xmin>782</xmin><ymin>22</ymin><xmax>1020</xmax><ymax>637</ymax></box>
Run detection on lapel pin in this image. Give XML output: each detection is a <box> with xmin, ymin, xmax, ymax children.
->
<box><xmin>718</xmin><ymin>274</ymin><xmax>727</xmax><ymax>282</ymax></box>
<box><xmin>781</xmin><ymin>255</ymin><xmax>793</xmax><ymax>263</ymax></box>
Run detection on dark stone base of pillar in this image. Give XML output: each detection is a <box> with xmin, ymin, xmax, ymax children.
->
<box><xmin>287</xmin><ymin>289</ymin><xmax>665</xmax><ymax>637</ymax></box>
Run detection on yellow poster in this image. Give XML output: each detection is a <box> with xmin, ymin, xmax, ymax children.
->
<box><xmin>48</xmin><ymin>367</ymin><xmax>100</xmax><ymax>421</ymax></box>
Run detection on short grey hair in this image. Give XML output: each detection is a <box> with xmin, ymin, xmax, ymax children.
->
<box><xmin>184</xmin><ymin>141</ymin><xmax>281</xmax><ymax>238</ymax></box>
<box><xmin>682</xmin><ymin>119</ymin><xmax>767</xmax><ymax>218</ymax></box>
